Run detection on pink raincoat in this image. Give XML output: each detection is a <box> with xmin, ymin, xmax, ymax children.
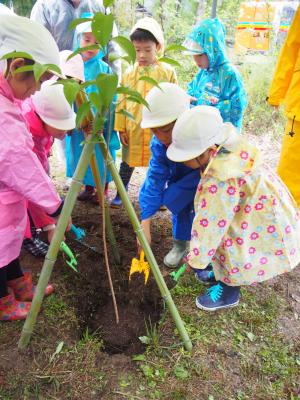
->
<box><xmin>20</xmin><ymin>98</ymin><xmax>55</xmax><ymax>235</ymax></box>
<box><xmin>0</xmin><ymin>74</ymin><xmax>61</xmax><ymax>267</ymax></box>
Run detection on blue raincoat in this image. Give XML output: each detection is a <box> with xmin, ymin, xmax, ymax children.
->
<box><xmin>187</xmin><ymin>19</ymin><xmax>247</xmax><ymax>129</ymax></box>
<box><xmin>66</xmin><ymin>54</ymin><xmax>120</xmax><ymax>186</ymax></box>
<box><xmin>139</xmin><ymin>136</ymin><xmax>200</xmax><ymax>241</ymax></box>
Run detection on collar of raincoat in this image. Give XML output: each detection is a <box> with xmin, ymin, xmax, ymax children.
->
<box><xmin>204</xmin><ymin>137</ymin><xmax>262</xmax><ymax>181</ymax></box>
<box><xmin>187</xmin><ymin>18</ymin><xmax>228</xmax><ymax>70</ymax></box>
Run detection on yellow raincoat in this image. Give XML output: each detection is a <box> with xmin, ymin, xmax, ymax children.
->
<box><xmin>268</xmin><ymin>6</ymin><xmax>300</xmax><ymax>205</ymax></box>
<box><xmin>115</xmin><ymin>62</ymin><xmax>177</xmax><ymax>167</ymax></box>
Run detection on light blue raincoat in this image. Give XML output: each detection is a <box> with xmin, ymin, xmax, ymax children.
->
<box><xmin>186</xmin><ymin>19</ymin><xmax>247</xmax><ymax>129</ymax></box>
<box><xmin>66</xmin><ymin>49</ymin><xmax>120</xmax><ymax>186</ymax></box>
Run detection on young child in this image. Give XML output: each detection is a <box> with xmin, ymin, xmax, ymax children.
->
<box><xmin>66</xmin><ymin>14</ymin><xmax>120</xmax><ymax>204</ymax></box>
<box><xmin>183</xmin><ymin>18</ymin><xmax>247</xmax><ymax>129</ymax></box>
<box><xmin>167</xmin><ymin>105</ymin><xmax>300</xmax><ymax>311</ymax></box>
<box><xmin>0</xmin><ymin>14</ymin><xmax>69</xmax><ymax>321</ymax></box>
<box><xmin>21</xmin><ymin>80</ymin><xmax>76</xmax><ymax>255</ymax></box>
<box><xmin>138</xmin><ymin>83</ymin><xmax>200</xmax><ymax>268</ymax></box>
<box><xmin>111</xmin><ymin>17</ymin><xmax>178</xmax><ymax>207</ymax></box>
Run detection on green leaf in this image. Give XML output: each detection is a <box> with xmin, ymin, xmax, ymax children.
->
<box><xmin>103</xmin><ymin>0</ymin><xmax>114</xmax><ymax>7</ymax></box>
<box><xmin>139</xmin><ymin>335</ymin><xmax>151</xmax><ymax>344</ymax></box>
<box><xmin>92</xmin><ymin>115</ymin><xmax>105</xmax><ymax>135</ymax></box>
<box><xmin>59</xmin><ymin>80</ymin><xmax>81</xmax><ymax>106</ymax></box>
<box><xmin>116</xmin><ymin>109</ymin><xmax>135</xmax><ymax>122</ymax></box>
<box><xmin>89</xmin><ymin>92</ymin><xmax>103</xmax><ymax>110</ymax></box>
<box><xmin>246</xmin><ymin>331</ymin><xmax>255</xmax><ymax>342</ymax></box>
<box><xmin>165</xmin><ymin>44</ymin><xmax>187</xmax><ymax>53</ymax></box>
<box><xmin>112</xmin><ymin>36</ymin><xmax>136</xmax><ymax>64</ymax></box>
<box><xmin>173</xmin><ymin>366</ymin><xmax>189</xmax><ymax>380</ymax></box>
<box><xmin>33</xmin><ymin>63</ymin><xmax>62</xmax><ymax>81</ymax></box>
<box><xmin>138</xmin><ymin>76</ymin><xmax>161</xmax><ymax>89</ymax></box>
<box><xmin>76</xmin><ymin>102</ymin><xmax>91</xmax><ymax>127</ymax></box>
<box><xmin>116</xmin><ymin>85</ymin><xmax>141</xmax><ymax>97</ymax></box>
<box><xmin>132</xmin><ymin>354</ymin><xmax>145</xmax><ymax>361</ymax></box>
<box><xmin>96</xmin><ymin>73</ymin><xmax>118</xmax><ymax>107</ymax></box>
<box><xmin>50</xmin><ymin>341</ymin><xmax>64</xmax><ymax>362</ymax></box>
<box><xmin>126</xmin><ymin>95</ymin><xmax>149</xmax><ymax>109</ymax></box>
<box><xmin>1</xmin><ymin>51</ymin><xmax>33</xmax><ymax>60</ymax></box>
<box><xmin>68</xmin><ymin>45</ymin><xmax>100</xmax><ymax>60</ymax></box>
<box><xmin>68</xmin><ymin>17</ymin><xmax>92</xmax><ymax>31</ymax></box>
<box><xmin>158</xmin><ymin>56</ymin><xmax>181</xmax><ymax>67</ymax></box>
<box><xmin>14</xmin><ymin>65</ymin><xmax>34</xmax><ymax>75</ymax></box>
<box><xmin>92</xmin><ymin>13</ymin><xmax>114</xmax><ymax>47</ymax></box>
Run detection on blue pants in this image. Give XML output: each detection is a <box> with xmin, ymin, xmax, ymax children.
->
<box><xmin>172</xmin><ymin>203</ymin><xmax>195</xmax><ymax>241</ymax></box>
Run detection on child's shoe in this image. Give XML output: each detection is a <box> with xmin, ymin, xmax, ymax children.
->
<box><xmin>110</xmin><ymin>194</ymin><xmax>122</xmax><ymax>208</ymax></box>
<box><xmin>23</xmin><ymin>237</ymin><xmax>49</xmax><ymax>257</ymax></box>
<box><xmin>164</xmin><ymin>240</ymin><xmax>189</xmax><ymax>269</ymax></box>
<box><xmin>77</xmin><ymin>185</ymin><xmax>95</xmax><ymax>201</ymax></box>
<box><xmin>0</xmin><ymin>289</ymin><xmax>31</xmax><ymax>321</ymax></box>
<box><xmin>7</xmin><ymin>271</ymin><xmax>54</xmax><ymax>302</ymax></box>
<box><xmin>193</xmin><ymin>264</ymin><xmax>216</xmax><ymax>285</ymax></box>
<box><xmin>195</xmin><ymin>282</ymin><xmax>240</xmax><ymax>311</ymax></box>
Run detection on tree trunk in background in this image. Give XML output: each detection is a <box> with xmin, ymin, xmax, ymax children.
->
<box><xmin>158</xmin><ymin>0</ymin><xmax>166</xmax><ymax>30</ymax></box>
<box><xmin>196</xmin><ymin>0</ymin><xmax>205</xmax><ymax>23</ymax></box>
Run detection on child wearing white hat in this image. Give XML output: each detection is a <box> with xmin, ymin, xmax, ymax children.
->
<box><xmin>111</xmin><ymin>17</ymin><xmax>178</xmax><ymax>208</ymax></box>
<box><xmin>0</xmin><ymin>14</ymin><xmax>70</xmax><ymax>321</ymax></box>
<box><xmin>21</xmin><ymin>80</ymin><xmax>76</xmax><ymax>255</ymax></box>
<box><xmin>167</xmin><ymin>106</ymin><xmax>300</xmax><ymax>311</ymax></box>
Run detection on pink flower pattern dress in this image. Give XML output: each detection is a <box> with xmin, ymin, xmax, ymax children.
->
<box><xmin>187</xmin><ymin>138</ymin><xmax>300</xmax><ymax>286</ymax></box>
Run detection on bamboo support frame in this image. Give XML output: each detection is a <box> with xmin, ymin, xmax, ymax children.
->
<box><xmin>18</xmin><ymin>92</ymin><xmax>192</xmax><ymax>352</ymax></box>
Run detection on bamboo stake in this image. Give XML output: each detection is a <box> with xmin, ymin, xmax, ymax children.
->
<box><xmin>19</xmin><ymin>135</ymin><xmax>96</xmax><ymax>349</ymax></box>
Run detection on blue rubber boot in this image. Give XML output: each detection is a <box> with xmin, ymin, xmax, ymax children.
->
<box><xmin>195</xmin><ymin>282</ymin><xmax>240</xmax><ymax>311</ymax></box>
<box><xmin>193</xmin><ymin>264</ymin><xmax>216</xmax><ymax>285</ymax></box>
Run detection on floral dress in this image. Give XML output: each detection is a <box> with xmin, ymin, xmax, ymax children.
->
<box><xmin>187</xmin><ymin>138</ymin><xmax>300</xmax><ymax>286</ymax></box>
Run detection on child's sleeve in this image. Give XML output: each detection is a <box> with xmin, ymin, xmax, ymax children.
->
<box><xmin>188</xmin><ymin>176</ymin><xmax>240</xmax><ymax>270</ymax></box>
<box><xmin>217</xmin><ymin>68</ymin><xmax>247</xmax><ymax>129</ymax></box>
<box><xmin>139</xmin><ymin>139</ymin><xmax>170</xmax><ymax>220</ymax></box>
<box><xmin>0</xmin><ymin>143</ymin><xmax>61</xmax><ymax>215</ymax></box>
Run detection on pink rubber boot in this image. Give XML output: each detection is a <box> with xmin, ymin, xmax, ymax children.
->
<box><xmin>7</xmin><ymin>271</ymin><xmax>54</xmax><ymax>301</ymax></box>
<box><xmin>0</xmin><ymin>289</ymin><xmax>31</xmax><ymax>321</ymax></box>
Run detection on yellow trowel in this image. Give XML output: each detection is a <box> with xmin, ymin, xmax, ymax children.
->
<box><xmin>129</xmin><ymin>251</ymin><xmax>150</xmax><ymax>284</ymax></box>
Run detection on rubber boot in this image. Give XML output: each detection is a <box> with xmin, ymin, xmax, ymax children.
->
<box><xmin>7</xmin><ymin>271</ymin><xmax>54</xmax><ymax>302</ymax></box>
<box><xmin>77</xmin><ymin>185</ymin><xmax>95</xmax><ymax>201</ymax></box>
<box><xmin>163</xmin><ymin>240</ymin><xmax>189</xmax><ymax>269</ymax></box>
<box><xmin>110</xmin><ymin>185</ymin><xmax>128</xmax><ymax>209</ymax></box>
<box><xmin>0</xmin><ymin>289</ymin><xmax>31</xmax><ymax>321</ymax></box>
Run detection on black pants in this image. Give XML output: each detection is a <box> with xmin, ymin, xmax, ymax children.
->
<box><xmin>119</xmin><ymin>161</ymin><xmax>134</xmax><ymax>190</ymax></box>
<box><xmin>0</xmin><ymin>258</ymin><xmax>23</xmax><ymax>298</ymax></box>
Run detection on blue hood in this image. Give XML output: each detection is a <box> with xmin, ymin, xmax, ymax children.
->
<box><xmin>187</xmin><ymin>18</ymin><xmax>227</xmax><ymax>69</ymax></box>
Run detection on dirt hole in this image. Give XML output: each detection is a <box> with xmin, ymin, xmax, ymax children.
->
<box><xmin>65</xmin><ymin>218</ymin><xmax>169</xmax><ymax>355</ymax></box>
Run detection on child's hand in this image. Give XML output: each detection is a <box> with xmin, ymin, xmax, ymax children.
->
<box><xmin>120</xmin><ymin>131</ymin><xmax>129</xmax><ymax>146</ymax></box>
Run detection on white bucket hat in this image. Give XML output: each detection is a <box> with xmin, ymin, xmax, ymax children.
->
<box><xmin>0</xmin><ymin>14</ymin><xmax>59</xmax><ymax>68</ymax></box>
<box><xmin>182</xmin><ymin>38</ymin><xmax>205</xmax><ymax>56</ymax></box>
<box><xmin>32</xmin><ymin>80</ymin><xmax>76</xmax><ymax>131</ymax></box>
<box><xmin>59</xmin><ymin>50</ymin><xmax>85</xmax><ymax>82</ymax></box>
<box><xmin>141</xmin><ymin>83</ymin><xmax>190</xmax><ymax>129</ymax></box>
<box><xmin>131</xmin><ymin>17</ymin><xmax>165</xmax><ymax>55</ymax></box>
<box><xmin>167</xmin><ymin>106</ymin><xmax>239</xmax><ymax>162</ymax></box>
